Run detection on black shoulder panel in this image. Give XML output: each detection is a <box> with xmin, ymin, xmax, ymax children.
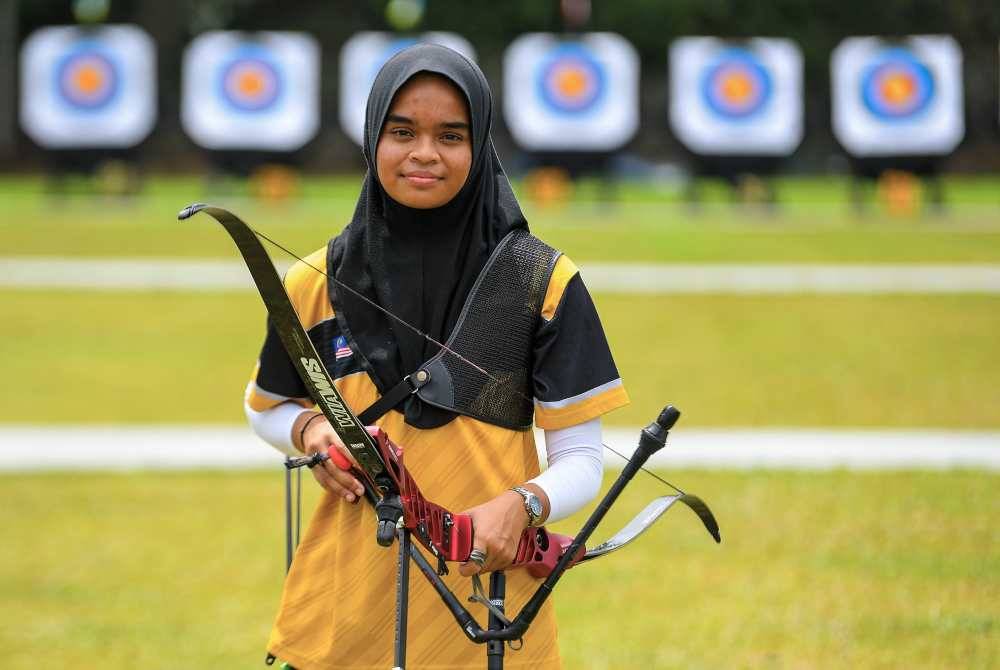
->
<box><xmin>416</xmin><ymin>231</ymin><xmax>560</xmax><ymax>430</ymax></box>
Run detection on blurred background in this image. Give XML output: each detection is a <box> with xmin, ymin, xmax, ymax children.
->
<box><xmin>0</xmin><ymin>0</ymin><xmax>998</xmax><ymax>668</ymax></box>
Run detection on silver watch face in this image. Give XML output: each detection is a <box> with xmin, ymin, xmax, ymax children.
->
<box><xmin>527</xmin><ymin>494</ymin><xmax>543</xmax><ymax>520</ymax></box>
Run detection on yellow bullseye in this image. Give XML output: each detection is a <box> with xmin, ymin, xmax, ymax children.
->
<box><xmin>720</xmin><ymin>71</ymin><xmax>753</xmax><ymax>103</ymax></box>
<box><xmin>236</xmin><ymin>69</ymin><xmax>265</xmax><ymax>97</ymax></box>
<box><xmin>72</xmin><ymin>63</ymin><xmax>104</xmax><ymax>95</ymax></box>
<box><xmin>554</xmin><ymin>67</ymin><xmax>588</xmax><ymax>98</ymax></box>
<box><xmin>880</xmin><ymin>72</ymin><xmax>915</xmax><ymax>105</ymax></box>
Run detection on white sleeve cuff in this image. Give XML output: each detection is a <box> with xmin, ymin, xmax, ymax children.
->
<box><xmin>529</xmin><ymin>418</ymin><xmax>604</xmax><ymax>523</ymax></box>
<box><xmin>244</xmin><ymin>394</ymin><xmax>307</xmax><ymax>457</ymax></box>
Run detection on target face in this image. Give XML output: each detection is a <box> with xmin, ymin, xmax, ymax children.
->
<box><xmin>56</xmin><ymin>46</ymin><xmax>119</xmax><ymax>111</ymax></box>
<box><xmin>670</xmin><ymin>38</ymin><xmax>803</xmax><ymax>156</ymax></box>
<box><xmin>504</xmin><ymin>33</ymin><xmax>639</xmax><ymax>151</ymax></box>
<box><xmin>701</xmin><ymin>49</ymin><xmax>772</xmax><ymax>120</ymax></box>
<box><xmin>860</xmin><ymin>49</ymin><xmax>935</xmax><ymax>119</ymax></box>
<box><xmin>340</xmin><ymin>32</ymin><xmax>477</xmax><ymax>147</ymax></box>
<box><xmin>20</xmin><ymin>25</ymin><xmax>156</xmax><ymax>148</ymax></box>
<box><xmin>537</xmin><ymin>45</ymin><xmax>605</xmax><ymax>115</ymax></box>
<box><xmin>181</xmin><ymin>31</ymin><xmax>320</xmax><ymax>151</ymax></box>
<box><xmin>218</xmin><ymin>50</ymin><xmax>283</xmax><ymax>112</ymax></box>
<box><xmin>831</xmin><ymin>36</ymin><xmax>963</xmax><ymax>157</ymax></box>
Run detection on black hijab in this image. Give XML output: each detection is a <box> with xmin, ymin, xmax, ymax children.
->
<box><xmin>329</xmin><ymin>44</ymin><xmax>528</xmax><ymax>429</ymax></box>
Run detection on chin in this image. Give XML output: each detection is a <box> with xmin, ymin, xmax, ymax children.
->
<box><xmin>401</xmin><ymin>192</ymin><xmax>447</xmax><ymax>209</ymax></box>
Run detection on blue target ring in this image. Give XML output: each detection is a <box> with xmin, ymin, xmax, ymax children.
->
<box><xmin>860</xmin><ymin>48</ymin><xmax>934</xmax><ymax>120</ymax></box>
<box><xmin>54</xmin><ymin>43</ymin><xmax>120</xmax><ymax>112</ymax></box>
<box><xmin>218</xmin><ymin>47</ymin><xmax>283</xmax><ymax>113</ymax></box>
<box><xmin>700</xmin><ymin>48</ymin><xmax>772</xmax><ymax>120</ymax></box>
<box><xmin>536</xmin><ymin>44</ymin><xmax>606</xmax><ymax>116</ymax></box>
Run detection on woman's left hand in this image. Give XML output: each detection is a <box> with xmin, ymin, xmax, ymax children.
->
<box><xmin>458</xmin><ymin>491</ymin><xmax>529</xmax><ymax>577</ymax></box>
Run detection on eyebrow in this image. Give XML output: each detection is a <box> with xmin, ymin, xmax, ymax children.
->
<box><xmin>385</xmin><ymin>114</ymin><xmax>470</xmax><ymax>131</ymax></box>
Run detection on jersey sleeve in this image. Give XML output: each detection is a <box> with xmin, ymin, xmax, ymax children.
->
<box><xmin>532</xmin><ymin>255</ymin><xmax>629</xmax><ymax>430</ymax></box>
<box><xmin>244</xmin><ymin>248</ymin><xmax>331</xmax><ymax>412</ymax></box>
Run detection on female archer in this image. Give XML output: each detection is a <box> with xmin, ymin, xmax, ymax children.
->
<box><xmin>244</xmin><ymin>44</ymin><xmax>628</xmax><ymax>669</ymax></box>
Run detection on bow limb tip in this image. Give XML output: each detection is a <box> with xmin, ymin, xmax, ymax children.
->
<box><xmin>679</xmin><ymin>494</ymin><xmax>722</xmax><ymax>544</ymax></box>
<box><xmin>177</xmin><ymin>203</ymin><xmax>208</xmax><ymax>220</ymax></box>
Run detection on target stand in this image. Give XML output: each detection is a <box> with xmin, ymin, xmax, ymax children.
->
<box><xmin>180</xmin><ymin>31</ymin><xmax>320</xmax><ymax>201</ymax></box>
<box><xmin>668</xmin><ymin>37</ymin><xmax>804</xmax><ymax>212</ymax></box>
<box><xmin>20</xmin><ymin>24</ymin><xmax>156</xmax><ymax>198</ymax></box>
<box><xmin>831</xmin><ymin>36</ymin><xmax>964</xmax><ymax>215</ymax></box>
<box><xmin>503</xmin><ymin>32</ymin><xmax>640</xmax><ymax>209</ymax></box>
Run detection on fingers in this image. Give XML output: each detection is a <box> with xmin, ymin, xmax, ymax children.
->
<box><xmin>310</xmin><ymin>461</ymin><xmax>365</xmax><ymax>502</ymax></box>
<box><xmin>302</xmin><ymin>422</ymin><xmax>365</xmax><ymax>502</ymax></box>
<box><xmin>458</xmin><ymin>541</ymin><xmax>516</xmax><ymax>577</ymax></box>
<box><xmin>459</xmin><ymin>547</ymin><xmax>487</xmax><ymax>577</ymax></box>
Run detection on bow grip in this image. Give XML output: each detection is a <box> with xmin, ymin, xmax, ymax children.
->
<box><xmin>325</xmin><ymin>446</ymin><xmax>353</xmax><ymax>471</ymax></box>
<box><xmin>448</xmin><ymin>513</ymin><xmax>475</xmax><ymax>562</ymax></box>
<box><xmin>514</xmin><ymin>528</ymin><xmax>585</xmax><ymax>578</ymax></box>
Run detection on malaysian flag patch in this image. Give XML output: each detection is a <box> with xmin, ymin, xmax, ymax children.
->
<box><xmin>333</xmin><ymin>335</ymin><xmax>353</xmax><ymax>360</ymax></box>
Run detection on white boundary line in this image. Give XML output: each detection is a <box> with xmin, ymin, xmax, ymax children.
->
<box><xmin>3</xmin><ymin>258</ymin><xmax>1000</xmax><ymax>294</ymax></box>
<box><xmin>1</xmin><ymin>425</ymin><xmax>997</xmax><ymax>471</ymax></box>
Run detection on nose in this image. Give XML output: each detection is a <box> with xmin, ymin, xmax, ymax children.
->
<box><xmin>408</xmin><ymin>135</ymin><xmax>439</xmax><ymax>164</ymax></box>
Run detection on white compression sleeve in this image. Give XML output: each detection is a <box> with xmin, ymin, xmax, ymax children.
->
<box><xmin>244</xmin><ymin>396</ymin><xmax>307</xmax><ymax>457</ymax></box>
<box><xmin>529</xmin><ymin>418</ymin><xmax>604</xmax><ymax>523</ymax></box>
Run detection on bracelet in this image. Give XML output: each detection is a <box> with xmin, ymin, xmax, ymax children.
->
<box><xmin>298</xmin><ymin>412</ymin><xmax>325</xmax><ymax>450</ymax></box>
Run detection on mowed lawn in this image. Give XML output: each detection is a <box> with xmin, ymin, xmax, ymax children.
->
<box><xmin>2</xmin><ymin>174</ymin><xmax>1000</xmax><ymax>263</ymax></box>
<box><xmin>0</xmin><ymin>469</ymin><xmax>995</xmax><ymax>669</ymax></box>
<box><xmin>1</xmin><ymin>288</ymin><xmax>998</xmax><ymax>428</ymax></box>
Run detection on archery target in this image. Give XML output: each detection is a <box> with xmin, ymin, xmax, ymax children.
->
<box><xmin>219</xmin><ymin>50</ymin><xmax>282</xmax><ymax>112</ymax></box>
<box><xmin>181</xmin><ymin>31</ymin><xmax>320</xmax><ymax>151</ymax></box>
<box><xmin>832</xmin><ymin>36</ymin><xmax>964</xmax><ymax>157</ymax></box>
<box><xmin>701</xmin><ymin>50</ymin><xmax>771</xmax><ymax>119</ymax></box>
<box><xmin>860</xmin><ymin>51</ymin><xmax>934</xmax><ymax>119</ymax></box>
<box><xmin>57</xmin><ymin>50</ymin><xmax>118</xmax><ymax>110</ymax></box>
<box><xmin>537</xmin><ymin>44</ymin><xmax>605</xmax><ymax>114</ymax></box>
<box><xmin>504</xmin><ymin>33</ymin><xmax>639</xmax><ymax>151</ymax></box>
<box><xmin>339</xmin><ymin>32</ymin><xmax>477</xmax><ymax>147</ymax></box>
<box><xmin>20</xmin><ymin>25</ymin><xmax>156</xmax><ymax>148</ymax></box>
<box><xmin>669</xmin><ymin>37</ymin><xmax>803</xmax><ymax>156</ymax></box>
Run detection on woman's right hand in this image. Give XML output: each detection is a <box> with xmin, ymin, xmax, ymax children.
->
<box><xmin>294</xmin><ymin>411</ymin><xmax>366</xmax><ymax>503</ymax></box>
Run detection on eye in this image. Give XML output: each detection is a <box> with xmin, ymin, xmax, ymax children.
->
<box><xmin>389</xmin><ymin>127</ymin><xmax>414</xmax><ymax>138</ymax></box>
<box><xmin>441</xmin><ymin>132</ymin><xmax>464</xmax><ymax>142</ymax></box>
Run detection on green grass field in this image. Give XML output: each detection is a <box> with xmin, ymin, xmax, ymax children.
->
<box><xmin>2</xmin><ymin>175</ymin><xmax>1000</xmax><ymax>262</ymax></box>
<box><xmin>0</xmin><ymin>470</ymin><xmax>995</xmax><ymax>669</ymax></box>
<box><xmin>1</xmin><ymin>175</ymin><xmax>998</xmax><ymax>668</ymax></box>
<box><xmin>2</xmin><ymin>289</ymin><xmax>998</xmax><ymax>427</ymax></box>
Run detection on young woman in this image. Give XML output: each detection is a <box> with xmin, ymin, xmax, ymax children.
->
<box><xmin>245</xmin><ymin>44</ymin><xmax>628</xmax><ymax>669</ymax></box>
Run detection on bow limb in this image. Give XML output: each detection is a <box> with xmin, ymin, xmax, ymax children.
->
<box><xmin>579</xmin><ymin>493</ymin><xmax>721</xmax><ymax>564</ymax></box>
<box><xmin>178</xmin><ymin>203</ymin><xmax>390</xmax><ymax>483</ymax></box>
<box><xmin>179</xmin><ymin>203</ymin><xmax>474</xmax><ymax>562</ymax></box>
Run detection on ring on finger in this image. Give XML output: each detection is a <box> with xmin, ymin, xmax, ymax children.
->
<box><xmin>468</xmin><ymin>548</ymin><xmax>488</xmax><ymax>568</ymax></box>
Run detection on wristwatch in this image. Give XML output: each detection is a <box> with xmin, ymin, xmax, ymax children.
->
<box><xmin>510</xmin><ymin>486</ymin><xmax>544</xmax><ymax>527</ymax></box>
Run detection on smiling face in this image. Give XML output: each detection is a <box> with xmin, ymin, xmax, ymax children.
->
<box><xmin>376</xmin><ymin>73</ymin><xmax>473</xmax><ymax>210</ymax></box>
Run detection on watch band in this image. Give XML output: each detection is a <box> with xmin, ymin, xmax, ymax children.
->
<box><xmin>510</xmin><ymin>486</ymin><xmax>542</xmax><ymax>527</ymax></box>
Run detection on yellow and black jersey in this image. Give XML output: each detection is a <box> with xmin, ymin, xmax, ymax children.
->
<box><xmin>247</xmin><ymin>247</ymin><xmax>628</xmax><ymax>669</ymax></box>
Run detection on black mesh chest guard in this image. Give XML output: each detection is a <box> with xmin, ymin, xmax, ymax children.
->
<box><xmin>414</xmin><ymin>230</ymin><xmax>560</xmax><ymax>430</ymax></box>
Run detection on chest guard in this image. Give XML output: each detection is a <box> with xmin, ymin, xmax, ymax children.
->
<box><xmin>412</xmin><ymin>230</ymin><xmax>559</xmax><ymax>430</ymax></box>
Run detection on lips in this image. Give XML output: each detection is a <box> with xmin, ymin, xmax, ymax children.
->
<box><xmin>403</xmin><ymin>171</ymin><xmax>441</xmax><ymax>187</ymax></box>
